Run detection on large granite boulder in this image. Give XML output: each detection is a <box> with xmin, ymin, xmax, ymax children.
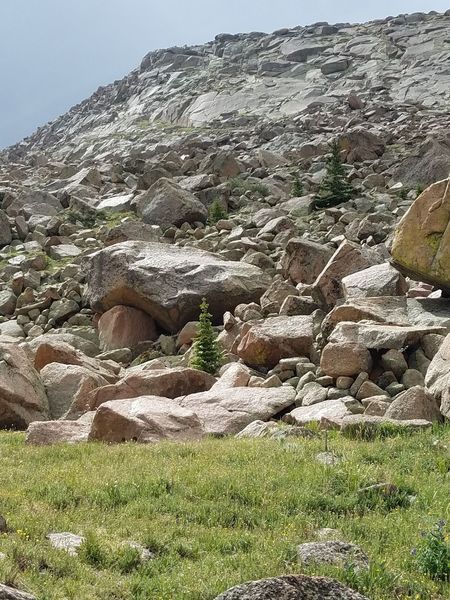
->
<box><xmin>214</xmin><ymin>575</ymin><xmax>369</xmax><ymax>600</ymax></box>
<box><xmin>0</xmin><ymin>337</ymin><xmax>49</xmax><ymax>429</ymax></box>
<box><xmin>135</xmin><ymin>178</ymin><xmax>208</xmax><ymax>228</ymax></box>
<box><xmin>87</xmin><ymin>367</ymin><xmax>216</xmax><ymax>410</ymax></box>
<box><xmin>392</xmin><ymin>179</ymin><xmax>450</xmax><ymax>293</ymax></box>
<box><xmin>89</xmin><ymin>396</ymin><xmax>203</xmax><ymax>443</ymax></box>
<box><xmin>85</xmin><ymin>241</ymin><xmax>270</xmax><ymax>333</ymax></box>
<box><xmin>177</xmin><ymin>387</ymin><xmax>295</xmax><ymax>436</ymax></box>
<box><xmin>237</xmin><ymin>316</ymin><xmax>314</xmax><ymax>368</ymax></box>
<box><xmin>342</xmin><ymin>263</ymin><xmax>408</xmax><ymax>299</ymax></box>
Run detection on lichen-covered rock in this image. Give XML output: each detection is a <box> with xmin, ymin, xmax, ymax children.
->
<box><xmin>214</xmin><ymin>575</ymin><xmax>369</xmax><ymax>599</ymax></box>
<box><xmin>392</xmin><ymin>179</ymin><xmax>450</xmax><ymax>292</ymax></box>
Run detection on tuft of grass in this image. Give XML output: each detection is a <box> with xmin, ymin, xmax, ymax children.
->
<box><xmin>0</xmin><ymin>428</ymin><xmax>448</xmax><ymax>599</ymax></box>
<box><xmin>229</xmin><ymin>177</ymin><xmax>269</xmax><ymax>197</ymax></box>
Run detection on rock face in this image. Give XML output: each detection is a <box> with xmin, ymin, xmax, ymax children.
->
<box><xmin>237</xmin><ymin>316</ymin><xmax>314</xmax><ymax>368</ymax></box>
<box><xmin>0</xmin><ymin>337</ymin><xmax>48</xmax><ymax>429</ymax></box>
<box><xmin>178</xmin><ymin>387</ymin><xmax>296</xmax><ymax>435</ymax></box>
<box><xmin>214</xmin><ymin>575</ymin><xmax>369</xmax><ymax>600</ymax></box>
<box><xmin>85</xmin><ymin>241</ymin><xmax>270</xmax><ymax>333</ymax></box>
<box><xmin>135</xmin><ymin>178</ymin><xmax>208</xmax><ymax>228</ymax></box>
<box><xmin>98</xmin><ymin>305</ymin><xmax>158</xmax><ymax>351</ymax></box>
<box><xmin>88</xmin><ymin>396</ymin><xmax>204</xmax><ymax>443</ymax></box>
<box><xmin>392</xmin><ymin>179</ymin><xmax>450</xmax><ymax>292</ymax></box>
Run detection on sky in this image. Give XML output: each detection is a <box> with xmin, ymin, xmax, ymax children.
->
<box><xmin>0</xmin><ymin>0</ymin><xmax>448</xmax><ymax>148</ymax></box>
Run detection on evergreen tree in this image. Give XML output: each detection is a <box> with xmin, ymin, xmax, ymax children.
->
<box><xmin>292</xmin><ymin>176</ymin><xmax>304</xmax><ymax>197</ymax></box>
<box><xmin>208</xmin><ymin>200</ymin><xmax>227</xmax><ymax>224</ymax></box>
<box><xmin>190</xmin><ymin>298</ymin><xmax>222</xmax><ymax>375</ymax></box>
<box><xmin>315</xmin><ymin>140</ymin><xmax>354</xmax><ymax>209</ymax></box>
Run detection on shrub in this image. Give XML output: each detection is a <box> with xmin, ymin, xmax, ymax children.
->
<box><xmin>208</xmin><ymin>200</ymin><xmax>227</xmax><ymax>224</ymax></box>
<box><xmin>229</xmin><ymin>177</ymin><xmax>269</xmax><ymax>197</ymax></box>
<box><xmin>78</xmin><ymin>533</ymin><xmax>108</xmax><ymax>569</ymax></box>
<box><xmin>315</xmin><ymin>140</ymin><xmax>354</xmax><ymax>209</ymax></box>
<box><xmin>292</xmin><ymin>176</ymin><xmax>304</xmax><ymax>197</ymax></box>
<box><xmin>414</xmin><ymin>520</ymin><xmax>450</xmax><ymax>581</ymax></box>
<box><xmin>190</xmin><ymin>298</ymin><xmax>222</xmax><ymax>375</ymax></box>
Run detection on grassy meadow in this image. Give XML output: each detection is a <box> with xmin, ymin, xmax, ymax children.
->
<box><xmin>0</xmin><ymin>426</ymin><xmax>449</xmax><ymax>599</ymax></box>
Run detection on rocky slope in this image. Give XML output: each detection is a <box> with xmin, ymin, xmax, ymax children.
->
<box><xmin>0</xmin><ymin>9</ymin><xmax>449</xmax><ymax>444</ymax></box>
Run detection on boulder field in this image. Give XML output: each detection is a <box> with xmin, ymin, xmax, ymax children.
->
<box><xmin>0</xmin><ymin>10</ymin><xmax>448</xmax><ymax>443</ymax></box>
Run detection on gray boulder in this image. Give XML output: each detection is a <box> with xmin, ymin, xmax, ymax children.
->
<box><xmin>85</xmin><ymin>241</ymin><xmax>270</xmax><ymax>333</ymax></box>
<box><xmin>214</xmin><ymin>575</ymin><xmax>369</xmax><ymax>600</ymax></box>
<box><xmin>135</xmin><ymin>178</ymin><xmax>208</xmax><ymax>228</ymax></box>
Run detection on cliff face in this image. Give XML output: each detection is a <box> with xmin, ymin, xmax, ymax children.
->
<box><xmin>3</xmin><ymin>9</ymin><xmax>450</xmax><ymax>173</ymax></box>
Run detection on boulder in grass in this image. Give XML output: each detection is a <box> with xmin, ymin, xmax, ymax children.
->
<box><xmin>0</xmin><ymin>584</ymin><xmax>37</xmax><ymax>600</ymax></box>
<box><xmin>88</xmin><ymin>396</ymin><xmax>204</xmax><ymax>443</ymax></box>
<box><xmin>214</xmin><ymin>575</ymin><xmax>369</xmax><ymax>600</ymax></box>
<box><xmin>26</xmin><ymin>419</ymin><xmax>92</xmax><ymax>446</ymax></box>
<box><xmin>178</xmin><ymin>387</ymin><xmax>296</xmax><ymax>436</ymax></box>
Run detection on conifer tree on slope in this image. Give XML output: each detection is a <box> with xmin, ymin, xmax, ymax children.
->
<box><xmin>190</xmin><ymin>298</ymin><xmax>222</xmax><ymax>375</ymax></box>
<box><xmin>315</xmin><ymin>139</ymin><xmax>354</xmax><ymax>208</ymax></box>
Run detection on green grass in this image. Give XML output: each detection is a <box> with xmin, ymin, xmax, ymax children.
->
<box><xmin>0</xmin><ymin>427</ymin><xmax>448</xmax><ymax>599</ymax></box>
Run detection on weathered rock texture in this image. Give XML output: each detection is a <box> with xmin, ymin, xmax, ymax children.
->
<box><xmin>85</xmin><ymin>241</ymin><xmax>269</xmax><ymax>332</ymax></box>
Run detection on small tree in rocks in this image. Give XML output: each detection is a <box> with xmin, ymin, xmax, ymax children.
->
<box><xmin>208</xmin><ymin>200</ymin><xmax>227</xmax><ymax>224</ymax></box>
<box><xmin>190</xmin><ymin>298</ymin><xmax>222</xmax><ymax>375</ymax></box>
<box><xmin>315</xmin><ymin>139</ymin><xmax>354</xmax><ymax>209</ymax></box>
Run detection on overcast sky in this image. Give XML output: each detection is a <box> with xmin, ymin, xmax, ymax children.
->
<box><xmin>0</xmin><ymin>0</ymin><xmax>448</xmax><ymax>148</ymax></box>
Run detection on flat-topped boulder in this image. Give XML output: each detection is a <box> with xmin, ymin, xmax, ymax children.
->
<box><xmin>214</xmin><ymin>575</ymin><xmax>369</xmax><ymax>600</ymax></box>
<box><xmin>177</xmin><ymin>387</ymin><xmax>295</xmax><ymax>436</ymax></box>
<box><xmin>89</xmin><ymin>396</ymin><xmax>204</xmax><ymax>443</ymax></box>
<box><xmin>85</xmin><ymin>241</ymin><xmax>270</xmax><ymax>333</ymax></box>
<box><xmin>329</xmin><ymin>322</ymin><xmax>446</xmax><ymax>350</ymax></box>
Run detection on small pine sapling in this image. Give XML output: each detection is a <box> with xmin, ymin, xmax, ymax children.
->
<box><xmin>190</xmin><ymin>298</ymin><xmax>222</xmax><ymax>375</ymax></box>
<box><xmin>208</xmin><ymin>200</ymin><xmax>227</xmax><ymax>224</ymax></box>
